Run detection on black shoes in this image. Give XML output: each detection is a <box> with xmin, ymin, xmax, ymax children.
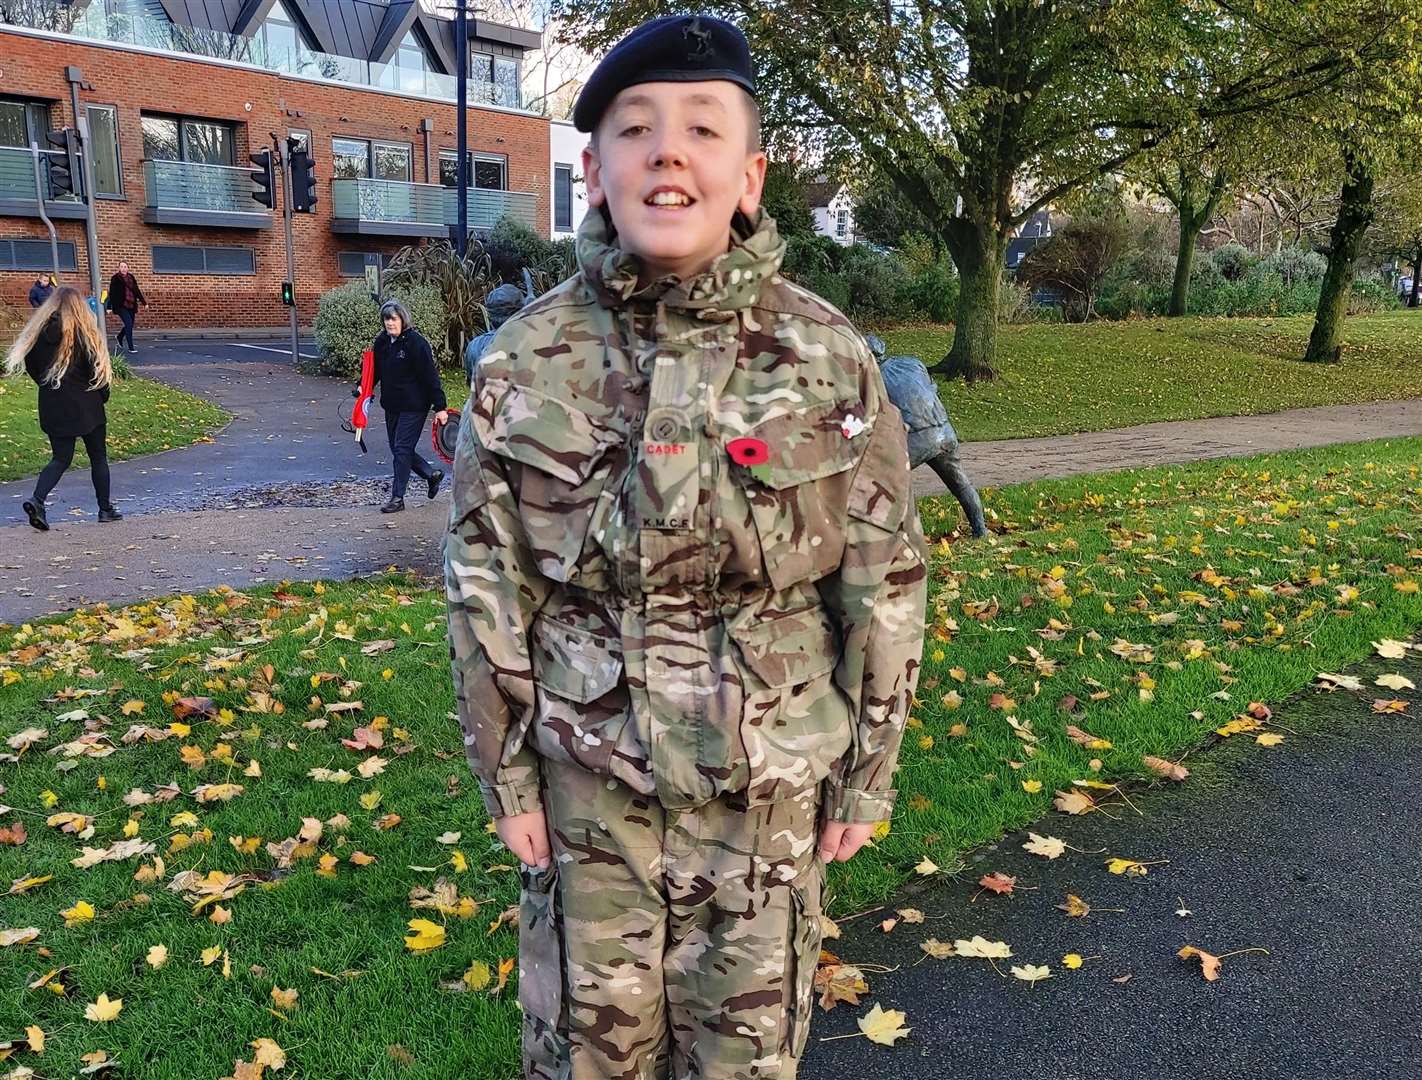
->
<box><xmin>98</xmin><ymin>506</ymin><xmax>123</xmax><ymax>523</ymax></box>
<box><xmin>22</xmin><ymin>500</ymin><xmax>48</xmax><ymax>531</ymax></box>
<box><xmin>380</xmin><ymin>498</ymin><xmax>405</xmax><ymax>514</ymax></box>
<box><xmin>427</xmin><ymin>469</ymin><xmax>444</xmax><ymax>499</ymax></box>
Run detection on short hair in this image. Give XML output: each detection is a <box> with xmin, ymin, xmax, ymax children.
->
<box><xmin>379</xmin><ymin>300</ymin><xmax>412</xmax><ymax>331</ymax></box>
<box><xmin>591</xmin><ymin>87</ymin><xmax>762</xmax><ymax>154</ymax></box>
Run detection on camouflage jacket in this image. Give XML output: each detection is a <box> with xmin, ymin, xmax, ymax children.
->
<box><xmin>445</xmin><ymin>208</ymin><xmax>928</xmax><ymax>825</ymax></box>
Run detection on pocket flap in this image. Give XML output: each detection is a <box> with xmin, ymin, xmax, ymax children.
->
<box><xmin>473</xmin><ymin>378</ymin><xmax>622</xmax><ymax>485</ymax></box>
<box><xmin>532</xmin><ymin>613</ymin><xmax>624</xmax><ymax>704</ymax></box>
<box><xmin>731</xmin><ymin>609</ymin><xmax>840</xmax><ymax>689</ymax></box>
<box><xmin>733</xmin><ymin>399</ymin><xmax>863</xmax><ymax>489</ymax></box>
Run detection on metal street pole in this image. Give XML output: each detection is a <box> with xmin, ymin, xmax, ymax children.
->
<box><xmin>455</xmin><ymin>0</ymin><xmax>468</xmax><ymax>255</ymax></box>
<box><xmin>276</xmin><ymin>135</ymin><xmax>300</xmax><ymax>366</ymax></box>
<box><xmin>28</xmin><ymin>142</ymin><xmax>61</xmax><ymax>278</ymax></box>
<box><xmin>66</xmin><ymin>67</ymin><xmax>102</xmax><ymax>322</ymax></box>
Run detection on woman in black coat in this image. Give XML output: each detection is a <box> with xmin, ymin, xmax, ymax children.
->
<box><xmin>3</xmin><ymin>286</ymin><xmax>122</xmax><ymax>530</ymax></box>
<box><xmin>371</xmin><ymin>300</ymin><xmax>448</xmax><ymax>513</ymax></box>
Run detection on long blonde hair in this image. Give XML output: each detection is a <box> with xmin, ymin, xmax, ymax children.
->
<box><xmin>3</xmin><ymin>286</ymin><xmax>112</xmax><ymax>390</ymax></box>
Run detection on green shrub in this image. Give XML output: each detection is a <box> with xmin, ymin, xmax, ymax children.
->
<box><xmin>900</xmin><ymin>256</ymin><xmax>959</xmax><ymax>323</ymax></box>
<box><xmin>109</xmin><ymin>352</ymin><xmax>132</xmax><ymax>380</ymax></box>
<box><xmin>1348</xmin><ymin>276</ymin><xmax>1403</xmax><ymax>315</ymax></box>
<box><xmin>485</xmin><ymin>216</ymin><xmax>566</xmax><ymax>284</ymax></box>
<box><xmin>309</xmin><ymin>281</ymin><xmax>448</xmax><ymax>378</ymax></box>
<box><xmin>837</xmin><ymin>244</ymin><xmax>912</xmax><ymax>320</ymax></box>
<box><xmin>1209</xmin><ymin>241</ymin><xmax>1256</xmax><ymax>282</ymax></box>
<box><xmin>1253</xmin><ymin>247</ymin><xmax>1327</xmax><ymax>286</ymax></box>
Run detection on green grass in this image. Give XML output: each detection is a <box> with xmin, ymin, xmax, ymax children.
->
<box><xmin>885</xmin><ymin>309</ymin><xmax>1422</xmax><ymax>441</ymax></box>
<box><xmin>2</xmin><ymin>437</ymin><xmax>1420</xmax><ymax>1078</ymax></box>
<box><xmin>0</xmin><ymin>373</ymin><xmax>229</xmax><ymax>482</ymax></box>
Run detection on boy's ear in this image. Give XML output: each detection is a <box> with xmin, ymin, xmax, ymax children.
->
<box><xmin>582</xmin><ymin>144</ymin><xmax>605</xmax><ymax>208</ymax></box>
<box><xmin>738</xmin><ymin>151</ymin><xmax>768</xmax><ymax>217</ymax></box>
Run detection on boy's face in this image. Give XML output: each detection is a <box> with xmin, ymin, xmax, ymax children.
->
<box><xmin>584</xmin><ymin>80</ymin><xmax>767</xmax><ymax>283</ymax></box>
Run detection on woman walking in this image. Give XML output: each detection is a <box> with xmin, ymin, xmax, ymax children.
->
<box><xmin>106</xmin><ymin>260</ymin><xmax>147</xmax><ymax>354</ymax></box>
<box><xmin>371</xmin><ymin>299</ymin><xmax>447</xmax><ymax>513</ymax></box>
<box><xmin>4</xmin><ymin>286</ymin><xmax>122</xmax><ymax>530</ymax></box>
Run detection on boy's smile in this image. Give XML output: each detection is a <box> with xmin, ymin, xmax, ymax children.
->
<box><xmin>584</xmin><ymin>80</ymin><xmax>767</xmax><ymax>284</ymax></box>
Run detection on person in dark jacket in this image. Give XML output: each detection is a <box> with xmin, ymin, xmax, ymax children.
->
<box><xmin>105</xmin><ymin>260</ymin><xmax>147</xmax><ymax>353</ymax></box>
<box><xmin>4</xmin><ymin>286</ymin><xmax>122</xmax><ymax>530</ymax></box>
<box><xmin>28</xmin><ymin>274</ymin><xmax>55</xmax><ymax>308</ymax></box>
<box><xmin>371</xmin><ymin>299</ymin><xmax>448</xmax><ymax>513</ymax></box>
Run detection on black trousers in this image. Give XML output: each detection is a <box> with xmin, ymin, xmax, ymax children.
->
<box><xmin>116</xmin><ymin>308</ymin><xmax>136</xmax><ymax>351</ymax></box>
<box><xmin>34</xmin><ymin>423</ymin><xmax>111</xmax><ymax>509</ymax></box>
<box><xmin>385</xmin><ymin>409</ymin><xmax>434</xmax><ymax>499</ymax></box>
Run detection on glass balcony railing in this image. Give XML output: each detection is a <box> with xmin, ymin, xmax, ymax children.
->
<box><xmin>0</xmin><ymin>144</ymin><xmax>87</xmax><ymax>214</ymax></box>
<box><xmin>331</xmin><ymin>176</ymin><xmax>538</xmax><ymax>235</ymax></box>
<box><xmin>143</xmin><ymin>158</ymin><xmax>271</xmax><ymax>224</ymax></box>
<box><xmin>3</xmin><ymin>6</ymin><xmax>535</xmax><ymax>113</ymax></box>
<box><xmin>331</xmin><ymin>177</ymin><xmax>447</xmax><ymax>234</ymax></box>
<box><xmin>445</xmin><ymin>187</ymin><xmax>539</xmax><ymax>232</ymax></box>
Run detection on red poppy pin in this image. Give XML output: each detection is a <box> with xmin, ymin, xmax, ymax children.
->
<box><xmin>727</xmin><ymin>437</ymin><xmax>772</xmax><ymax>483</ymax></box>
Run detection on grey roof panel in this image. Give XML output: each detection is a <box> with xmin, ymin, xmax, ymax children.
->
<box><xmin>370</xmin><ymin>0</ymin><xmax>419</xmax><ymax>64</ymax></box>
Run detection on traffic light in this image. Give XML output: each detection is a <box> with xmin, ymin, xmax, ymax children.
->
<box><xmin>288</xmin><ymin>138</ymin><xmax>317</xmax><ymax>213</ymax></box>
<box><xmin>280</xmin><ymin>281</ymin><xmax>294</xmax><ymax>306</ymax></box>
<box><xmin>44</xmin><ymin>128</ymin><xmax>82</xmax><ymax>198</ymax></box>
<box><xmin>249</xmin><ymin>149</ymin><xmax>275</xmax><ymax>208</ymax></box>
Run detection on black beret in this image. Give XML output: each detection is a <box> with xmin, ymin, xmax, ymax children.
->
<box><xmin>573</xmin><ymin>15</ymin><xmax>755</xmax><ymax>133</ymax></box>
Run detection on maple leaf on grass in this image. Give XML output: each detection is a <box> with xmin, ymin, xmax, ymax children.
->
<box><xmin>1053</xmin><ymin>788</ymin><xmax>1096</xmax><ymax>815</ymax></box>
<box><xmin>85</xmin><ymin>992</ymin><xmax>123</xmax><ymax>1022</ymax></box>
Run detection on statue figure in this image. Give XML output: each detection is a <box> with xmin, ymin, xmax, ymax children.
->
<box><xmin>867</xmin><ymin>333</ymin><xmax>988</xmax><ymax>538</ymax></box>
<box><xmin>463</xmin><ymin>282</ymin><xmax>533</xmax><ymax>384</ymax></box>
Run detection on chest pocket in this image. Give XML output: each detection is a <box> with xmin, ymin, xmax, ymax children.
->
<box><xmin>474</xmin><ymin>378</ymin><xmax>625</xmax><ymax>583</ymax></box>
<box><xmin>732</xmin><ymin>398</ymin><xmax>862</xmax><ymax>593</ymax></box>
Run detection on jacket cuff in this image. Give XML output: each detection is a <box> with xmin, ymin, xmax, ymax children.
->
<box><xmin>822</xmin><ymin>782</ymin><xmax>897</xmax><ymax>825</ymax></box>
<box><xmin>478</xmin><ymin>778</ymin><xmax>544</xmax><ymax>820</ymax></box>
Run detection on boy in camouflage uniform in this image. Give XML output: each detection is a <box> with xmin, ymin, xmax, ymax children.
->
<box><xmin>445</xmin><ymin>14</ymin><xmax>928</xmax><ymax>1078</ymax></box>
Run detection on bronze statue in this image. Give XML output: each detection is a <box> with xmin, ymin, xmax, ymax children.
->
<box><xmin>867</xmin><ymin>334</ymin><xmax>988</xmax><ymax>538</ymax></box>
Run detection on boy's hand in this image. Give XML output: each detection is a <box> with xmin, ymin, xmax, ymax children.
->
<box><xmin>496</xmin><ymin>810</ymin><xmax>552</xmax><ymax>869</ymax></box>
<box><xmin>818</xmin><ymin>820</ymin><xmax>878</xmax><ymax>863</ymax></box>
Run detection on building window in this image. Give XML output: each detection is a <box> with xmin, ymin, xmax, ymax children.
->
<box><xmin>380</xmin><ymin>30</ymin><xmax>433</xmax><ymax>95</ymax></box>
<box><xmin>0</xmin><ymin>238</ymin><xmax>78</xmax><ymax>272</ymax></box>
<box><xmin>836</xmin><ymin>207</ymin><xmax>848</xmax><ymax>239</ymax></box>
<box><xmin>287</xmin><ymin>129</ymin><xmax>311</xmax><ymax>154</ymax></box>
<box><xmin>0</xmin><ymin>97</ymin><xmax>51</xmax><ymax>149</ymax></box>
<box><xmin>152</xmin><ymin>244</ymin><xmax>255</xmax><ymax>275</ymax></box>
<box><xmin>554</xmin><ymin>163</ymin><xmax>573</xmax><ymax>231</ymax></box>
<box><xmin>439</xmin><ymin>151</ymin><xmax>506</xmax><ymax>190</ymax></box>
<box><xmin>257</xmin><ymin>0</ymin><xmax>309</xmax><ymax>69</ymax></box>
<box><xmin>142</xmin><ymin>115</ymin><xmax>236</xmax><ymax>166</ymax></box>
<box><xmin>469</xmin><ymin>52</ymin><xmax>521</xmax><ymax>107</ymax></box>
<box><xmin>338</xmin><ymin>251</ymin><xmax>387</xmax><ymax>277</ymax></box>
<box><xmin>332</xmin><ymin>138</ymin><xmax>412</xmax><ymax>181</ymax></box>
<box><xmin>85</xmin><ymin>104</ymin><xmax>122</xmax><ymax>197</ymax></box>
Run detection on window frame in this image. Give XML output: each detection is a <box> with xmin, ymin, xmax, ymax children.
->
<box><xmin>151</xmin><ymin>244</ymin><xmax>256</xmax><ymax>276</ymax></box>
<box><xmin>141</xmin><ymin>113</ymin><xmax>237</xmax><ymax>166</ymax></box>
<box><xmin>553</xmin><ymin>162</ymin><xmax>573</xmax><ymax>232</ymax></box>
<box><xmin>1</xmin><ymin>238</ymin><xmax>78</xmax><ymax>272</ymax></box>
<box><xmin>439</xmin><ymin>150</ymin><xmax>507</xmax><ymax>190</ymax></box>
<box><xmin>337</xmin><ymin>251</ymin><xmax>387</xmax><ymax>277</ymax></box>
<box><xmin>372</xmin><ymin>140</ymin><xmax>412</xmax><ymax>182</ymax></box>
<box><xmin>85</xmin><ymin>103</ymin><xmax>124</xmax><ymax>200</ymax></box>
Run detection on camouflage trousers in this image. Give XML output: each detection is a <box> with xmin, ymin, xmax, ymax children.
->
<box><xmin>519</xmin><ymin>758</ymin><xmax>825</xmax><ymax>1080</ymax></box>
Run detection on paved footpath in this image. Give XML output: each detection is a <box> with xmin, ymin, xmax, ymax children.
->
<box><xmin>0</xmin><ymin>341</ymin><xmax>1419</xmax><ymax>624</ymax></box>
<box><xmin>802</xmin><ymin>640</ymin><xmax>1422</xmax><ymax>1080</ymax></box>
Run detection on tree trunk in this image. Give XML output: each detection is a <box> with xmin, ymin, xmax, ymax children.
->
<box><xmin>1410</xmin><ymin>245</ymin><xmax>1421</xmax><ymax>308</ymax></box>
<box><xmin>933</xmin><ymin>229</ymin><xmax>1007</xmax><ymax>382</ymax></box>
<box><xmin>1169</xmin><ymin>221</ymin><xmax>1198</xmax><ymax>317</ymax></box>
<box><xmin>1303</xmin><ymin>157</ymin><xmax>1375</xmax><ymax>364</ymax></box>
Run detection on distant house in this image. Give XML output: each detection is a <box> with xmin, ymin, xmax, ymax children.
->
<box><xmin>549</xmin><ymin>120</ymin><xmax>589</xmax><ymax>237</ymax></box>
<box><xmin>806</xmin><ymin>180</ymin><xmax>856</xmax><ymax>245</ymax></box>
<box><xmin>1006</xmin><ymin>210</ymin><xmax>1053</xmax><ymax>271</ymax></box>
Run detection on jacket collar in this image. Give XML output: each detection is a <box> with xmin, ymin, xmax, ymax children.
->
<box><xmin>576</xmin><ymin>205</ymin><xmax>784</xmax><ymax>319</ymax></box>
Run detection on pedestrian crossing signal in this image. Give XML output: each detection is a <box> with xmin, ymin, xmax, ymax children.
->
<box><xmin>281</xmin><ymin>281</ymin><xmax>294</xmax><ymax>306</ymax></box>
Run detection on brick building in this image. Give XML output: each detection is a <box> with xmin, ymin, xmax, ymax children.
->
<box><xmin>0</xmin><ymin>0</ymin><xmax>548</xmax><ymax>330</ymax></box>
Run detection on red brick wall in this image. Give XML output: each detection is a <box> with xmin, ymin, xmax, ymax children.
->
<box><xmin>0</xmin><ymin>29</ymin><xmax>550</xmax><ymax>330</ymax></box>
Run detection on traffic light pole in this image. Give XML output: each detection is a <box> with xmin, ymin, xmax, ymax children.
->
<box><xmin>276</xmin><ymin>135</ymin><xmax>300</xmax><ymax>367</ymax></box>
<box><xmin>67</xmin><ymin>68</ymin><xmax>102</xmax><ymax>324</ymax></box>
<box><xmin>27</xmin><ymin>142</ymin><xmax>61</xmax><ymax>278</ymax></box>
<box><xmin>455</xmin><ymin>0</ymin><xmax>468</xmax><ymax>255</ymax></box>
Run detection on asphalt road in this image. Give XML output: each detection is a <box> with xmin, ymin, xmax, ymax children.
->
<box><xmin>801</xmin><ymin>642</ymin><xmax>1422</xmax><ymax>1080</ymax></box>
